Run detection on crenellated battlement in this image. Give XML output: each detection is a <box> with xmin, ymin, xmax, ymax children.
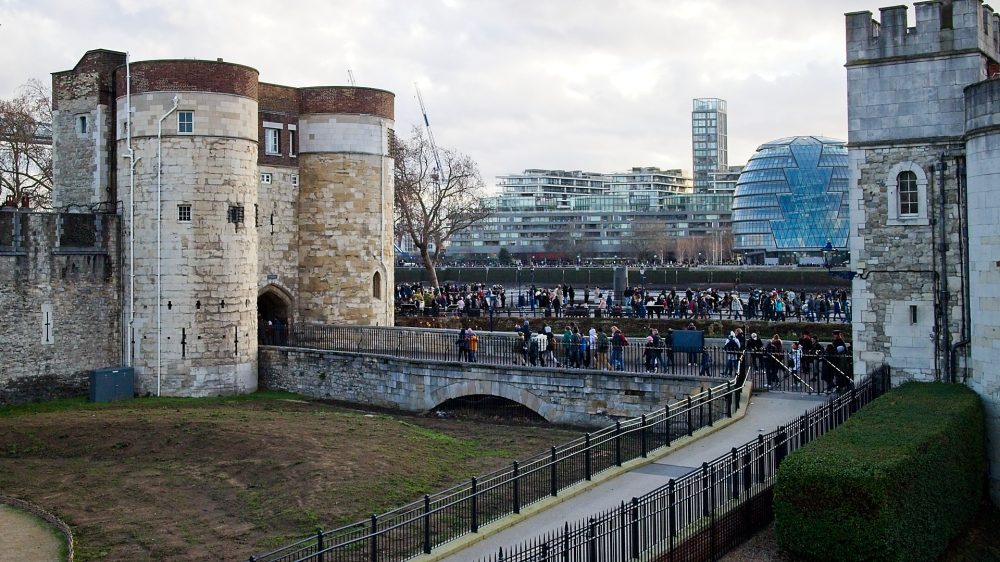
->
<box><xmin>847</xmin><ymin>0</ymin><xmax>1000</xmax><ymax>65</ymax></box>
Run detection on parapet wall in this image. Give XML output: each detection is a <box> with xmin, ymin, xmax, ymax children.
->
<box><xmin>846</xmin><ymin>1</ymin><xmax>1000</xmax><ymax>65</ymax></box>
<box><xmin>259</xmin><ymin>346</ymin><xmax>718</xmax><ymax>428</ymax></box>
<box><xmin>0</xmin><ymin>211</ymin><xmax>121</xmax><ymax>405</ymax></box>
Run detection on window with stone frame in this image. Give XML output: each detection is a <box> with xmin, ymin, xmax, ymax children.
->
<box><xmin>886</xmin><ymin>162</ymin><xmax>929</xmax><ymax>226</ymax></box>
<box><xmin>898</xmin><ymin>171</ymin><xmax>919</xmax><ymax>216</ymax></box>
<box><xmin>178</xmin><ymin>111</ymin><xmax>194</xmax><ymax>134</ymax></box>
<box><xmin>177</xmin><ymin>204</ymin><xmax>192</xmax><ymax>223</ymax></box>
<box><xmin>373</xmin><ymin>271</ymin><xmax>382</xmax><ymax>299</ymax></box>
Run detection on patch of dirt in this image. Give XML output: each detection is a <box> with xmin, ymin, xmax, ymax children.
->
<box><xmin>0</xmin><ymin>505</ymin><xmax>63</xmax><ymax>562</ymax></box>
<box><xmin>0</xmin><ymin>397</ymin><xmax>581</xmax><ymax>561</ymax></box>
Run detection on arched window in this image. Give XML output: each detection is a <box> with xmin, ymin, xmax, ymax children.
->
<box><xmin>373</xmin><ymin>271</ymin><xmax>382</xmax><ymax>300</ymax></box>
<box><xmin>886</xmin><ymin>163</ymin><xmax>929</xmax><ymax>226</ymax></box>
<box><xmin>897</xmin><ymin>171</ymin><xmax>918</xmax><ymax>216</ymax></box>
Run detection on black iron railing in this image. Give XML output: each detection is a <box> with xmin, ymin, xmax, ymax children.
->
<box><xmin>477</xmin><ymin>364</ymin><xmax>891</xmax><ymax>562</ymax></box>
<box><xmin>246</xmin><ymin>358</ymin><xmax>751</xmax><ymax>562</ymax></box>
<box><xmin>261</xmin><ymin>325</ymin><xmax>734</xmax><ymax>380</ymax></box>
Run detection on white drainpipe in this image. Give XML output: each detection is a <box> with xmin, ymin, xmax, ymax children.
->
<box><xmin>156</xmin><ymin>95</ymin><xmax>179</xmax><ymax>396</ymax></box>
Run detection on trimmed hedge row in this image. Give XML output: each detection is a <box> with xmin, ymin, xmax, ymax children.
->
<box><xmin>773</xmin><ymin>382</ymin><xmax>986</xmax><ymax>562</ymax></box>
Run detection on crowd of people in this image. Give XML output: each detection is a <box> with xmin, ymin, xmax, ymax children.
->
<box><xmin>396</xmin><ymin>282</ymin><xmax>850</xmax><ymax>323</ymax></box>
<box><xmin>450</xmin><ymin>319</ymin><xmax>854</xmax><ymax>395</ymax></box>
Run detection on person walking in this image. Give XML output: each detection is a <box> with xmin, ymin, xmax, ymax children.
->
<box><xmin>723</xmin><ymin>331</ymin><xmax>741</xmax><ymax>378</ymax></box>
<box><xmin>764</xmin><ymin>334</ymin><xmax>785</xmax><ymax>389</ymax></box>
<box><xmin>596</xmin><ymin>327</ymin><xmax>610</xmax><ymax>370</ymax></box>
<box><xmin>610</xmin><ymin>326</ymin><xmax>628</xmax><ymax>371</ymax></box>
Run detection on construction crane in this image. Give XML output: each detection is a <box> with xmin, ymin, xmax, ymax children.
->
<box><xmin>414</xmin><ymin>83</ymin><xmax>444</xmax><ymax>185</ymax></box>
<box><xmin>347</xmin><ymin>69</ymin><xmax>356</xmax><ymax>86</ymax></box>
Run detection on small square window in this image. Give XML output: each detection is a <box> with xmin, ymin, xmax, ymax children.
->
<box><xmin>265</xmin><ymin>128</ymin><xmax>280</xmax><ymax>155</ymax></box>
<box><xmin>228</xmin><ymin>205</ymin><xmax>245</xmax><ymax>225</ymax></box>
<box><xmin>291</xmin><ymin>174</ymin><xmax>299</xmax><ymax>187</ymax></box>
<box><xmin>178</xmin><ymin>111</ymin><xmax>194</xmax><ymax>134</ymax></box>
<box><xmin>260</xmin><ymin>173</ymin><xmax>272</xmax><ymax>185</ymax></box>
<box><xmin>177</xmin><ymin>204</ymin><xmax>191</xmax><ymax>222</ymax></box>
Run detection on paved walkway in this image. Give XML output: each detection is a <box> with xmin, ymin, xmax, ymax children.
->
<box><xmin>437</xmin><ymin>391</ymin><xmax>826</xmax><ymax>562</ymax></box>
<box><xmin>0</xmin><ymin>505</ymin><xmax>63</xmax><ymax>562</ymax></box>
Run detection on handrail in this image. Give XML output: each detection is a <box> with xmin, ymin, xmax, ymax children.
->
<box><xmin>248</xmin><ymin>356</ymin><xmax>749</xmax><ymax>562</ymax></box>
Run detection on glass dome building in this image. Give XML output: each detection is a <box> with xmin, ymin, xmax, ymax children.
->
<box><xmin>731</xmin><ymin>136</ymin><xmax>849</xmax><ymax>265</ymax></box>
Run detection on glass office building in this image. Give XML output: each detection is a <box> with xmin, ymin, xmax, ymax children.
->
<box><xmin>731</xmin><ymin>136</ymin><xmax>849</xmax><ymax>264</ymax></box>
<box><xmin>692</xmin><ymin>98</ymin><xmax>728</xmax><ymax>192</ymax></box>
<box><xmin>449</xmin><ymin>168</ymin><xmax>733</xmax><ymax>262</ymax></box>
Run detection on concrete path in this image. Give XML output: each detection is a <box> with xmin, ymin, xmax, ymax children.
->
<box><xmin>0</xmin><ymin>505</ymin><xmax>63</xmax><ymax>562</ymax></box>
<box><xmin>437</xmin><ymin>391</ymin><xmax>825</xmax><ymax>562</ymax></box>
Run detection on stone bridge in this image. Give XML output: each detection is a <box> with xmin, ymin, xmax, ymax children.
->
<box><xmin>259</xmin><ymin>346</ymin><xmax>723</xmax><ymax>428</ymax></box>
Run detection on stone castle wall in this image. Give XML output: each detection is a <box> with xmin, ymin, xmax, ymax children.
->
<box><xmin>0</xmin><ymin>212</ymin><xmax>121</xmax><ymax>404</ymax></box>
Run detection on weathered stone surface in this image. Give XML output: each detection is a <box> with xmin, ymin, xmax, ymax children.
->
<box><xmin>259</xmin><ymin>346</ymin><xmax>719</xmax><ymax>428</ymax></box>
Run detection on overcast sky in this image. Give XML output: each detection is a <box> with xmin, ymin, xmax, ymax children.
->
<box><xmin>1</xmin><ymin>0</ymin><xmax>884</xmax><ymax>190</ymax></box>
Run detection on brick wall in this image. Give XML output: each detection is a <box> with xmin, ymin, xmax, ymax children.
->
<box><xmin>0</xmin><ymin>212</ymin><xmax>121</xmax><ymax>405</ymax></box>
<box><xmin>299</xmin><ymin>87</ymin><xmax>394</xmax><ymax>120</ymax></box>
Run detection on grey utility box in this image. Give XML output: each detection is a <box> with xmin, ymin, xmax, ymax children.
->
<box><xmin>89</xmin><ymin>367</ymin><xmax>135</xmax><ymax>403</ymax></box>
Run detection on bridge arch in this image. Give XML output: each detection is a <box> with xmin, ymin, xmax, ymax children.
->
<box><xmin>430</xmin><ymin>380</ymin><xmax>554</xmax><ymax>422</ymax></box>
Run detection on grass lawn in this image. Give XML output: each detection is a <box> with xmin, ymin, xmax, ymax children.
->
<box><xmin>0</xmin><ymin>392</ymin><xmax>582</xmax><ymax>561</ymax></box>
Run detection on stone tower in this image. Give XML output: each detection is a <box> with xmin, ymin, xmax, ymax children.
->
<box><xmin>845</xmin><ymin>0</ymin><xmax>998</xmax><ymax>379</ymax></box>
<box><xmin>114</xmin><ymin>60</ymin><xmax>260</xmax><ymax>396</ymax></box>
<box><xmin>846</xmin><ymin>0</ymin><xmax>1000</xmax><ymax>502</ymax></box>
<box><xmin>51</xmin><ymin>49</ymin><xmax>126</xmax><ymax>210</ymax></box>
<box><xmin>296</xmin><ymin>88</ymin><xmax>395</xmax><ymax>326</ymax></box>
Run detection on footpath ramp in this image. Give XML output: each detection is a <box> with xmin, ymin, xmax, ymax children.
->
<box><xmin>437</xmin><ymin>392</ymin><xmax>825</xmax><ymax>562</ymax></box>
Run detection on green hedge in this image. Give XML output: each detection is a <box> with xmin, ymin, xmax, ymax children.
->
<box><xmin>773</xmin><ymin>382</ymin><xmax>986</xmax><ymax>562</ymax></box>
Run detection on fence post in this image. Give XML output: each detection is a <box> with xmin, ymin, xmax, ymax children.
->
<box><xmin>668</xmin><ymin>479</ymin><xmax>676</xmax><ymax>549</ymax></box>
<box><xmin>370</xmin><ymin>514</ymin><xmax>378</xmax><ymax>562</ymax></box>
<box><xmin>800</xmin><ymin>412</ymin><xmax>809</xmax><ymax>447</ymax></box>
<box><xmin>631</xmin><ymin>496</ymin><xmax>640</xmax><ymax>559</ymax></box>
<box><xmin>710</xmin><ymin>464</ymin><xmax>717</xmax><ymax>560</ymax></box>
<box><xmin>588</xmin><ymin>517</ymin><xmax>597</xmax><ymax>562</ymax></box>
<box><xmin>742</xmin><ymin>449</ymin><xmax>752</xmax><ymax>492</ymax></box>
<box><xmin>615</xmin><ymin>421</ymin><xmax>623</xmax><ymax>466</ymax></box>
<box><xmin>701</xmin><ymin>463</ymin><xmax>710</xmax><ymax>517</ymax></box>
<box><xmin>512</xmin><ymin>461</ymin><xmax>521</xmax><ymax>514</ymax></box>
<box><xmin>471</xmin><ymin>477</ymin><xmax>479</xmax><ymax>532</ymax></box>
<box><xmin>619</xmin><ymin>501</ymin><xmax>627</xmax><ymax>561</ymax></box>
<box><xmin>563</xmin><ymin>521</ymin><xmax>570</xmax><ymax>562</ymax></box>
<box><xmin>731</xmin><ymin>447</ymin><xmax>739</xmax><ymax>500</ymax></box>
<box><xmin>423</xmin><ymin>494</ymin><xmax>432</xmax><ymax>554</ymax></box>
<box><xmin>775</xmin><ymin>426</ymin><xmax>788</xmax><ymax>470</ymax></box>
<box><xmin>756</xmin><ymin>434</ymin><xmax>765</xmax><ymax>484</ymax></box>
<box><xmin>707</xmin><ymin>386</ymin><xmax>714</xmax><ymax>426</ymax></box>
<box><xmin>686</xmin><ymin>396</ymin><xmax>693</xmax><ymax>436</ymax></box>
<box><xmin>726</xmin><ymin>381</ymin><xmax>733</xmax><ymax>417</ymax></box>
<box><xmin>316</xmin><ymin>528</ymin><xmax>325</xmax><ymax>562</ymax></box>
<box><xmin>550</xmin><ymin>446</ymin><xmax>558</xmax><ymax>497</ymax></box>
<box><xmin>585</xmin><ymin>433</ymin><xmax>592</xmax><ymax>481</ymax></box>
<box><xmin>664</xmin><ymin>405</ymin><xmax>671</xmax><ymax>447</ymax></box>
<box><xmin>850</xmin><ymin>386</ymin><xmax>858</xmax><ymax>414</ymax></box>
<box><xmin>640</xmin><ymin>414</ymin><xmax>648</xmax><ymax>458</ymax></box>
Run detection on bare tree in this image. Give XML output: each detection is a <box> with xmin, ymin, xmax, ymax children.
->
<box><xmin>624</xmin><ymin>217</ymin><xmax>669</xmax><ymax>263</ymax></box>
<box><xmin>394</xmin><ymin>127</ymin><xmax>491</xmax><ymax>287</ymax></box>
<box><xmin>0</xmin><ymin>80</ymin><xmax>52</xmax><ymax>209</ymax></box>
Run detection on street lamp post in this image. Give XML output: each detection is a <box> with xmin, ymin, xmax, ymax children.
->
<box><xmin>517</xmin><ymin>265</ymin><xmax>522</xmax><ymax>308</ymax></box>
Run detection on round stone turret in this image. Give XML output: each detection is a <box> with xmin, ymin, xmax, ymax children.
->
<box><xmin>115</xmin><ymin>59</ymin><xmax>259</xmax><ymax>396</ymax></box>
<box><xmin>296</xmin><ymin>87</ymin><xmax>395</xmax><ymax>326</ymax></box>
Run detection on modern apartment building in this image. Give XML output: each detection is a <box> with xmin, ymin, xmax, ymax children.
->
<box><xmin>448</xmin><ymin>168</ymin><xmax>732</xmax><ymax>262</ymax></box>
<box><xmin>692</xmin><ymin>98</ymin><xmax>729</xmax><ymax>193</ymax></box>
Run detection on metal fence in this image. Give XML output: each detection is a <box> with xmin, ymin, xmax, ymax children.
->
<box><xmin>246</xmin><ymin>361</ymin><xmax>750</xmax><ymax>562</ymax></box>
<box><xmin>261</xmin><ymin>325</ymin><xmax>735</xmax><ymax>380</ymax></box>
<box><xmin>477</xmin><ymin>364</ymin><xmax>892</xmax><ymax>562</ymax></box>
